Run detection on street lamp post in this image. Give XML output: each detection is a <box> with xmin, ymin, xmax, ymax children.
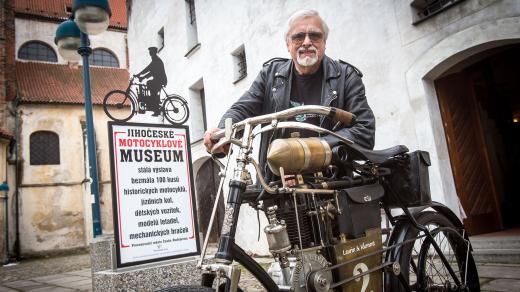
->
<box><xmin>55</xmin><ymin>0</ymin><xmax>111</xmax><ymax>237</ymax></box>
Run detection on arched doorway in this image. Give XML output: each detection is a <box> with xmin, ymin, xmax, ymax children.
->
<box><xmin>195</xmin><ymin>159</ymin><xmax>224</xmax><ymax>243</ymax></box>
<box><xmin>435</xmin><ymin>45</ymin><xmax>520</xmax><ymax>235</ymax></box>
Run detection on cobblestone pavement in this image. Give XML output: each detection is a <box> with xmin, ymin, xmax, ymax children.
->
<box><xmin>2</xmin><ymin>253</ymin><xmax>520</xmax><ymax>291</ymax></box>
<box><xmin>1</xmin><ymin>253</ymin><xmax>92</xmax><ymax>291</ymax></box>
<box><xmin>1</xmin><ymin>253</ymin><xmax>91</xmax><ymax>283</ymax></box>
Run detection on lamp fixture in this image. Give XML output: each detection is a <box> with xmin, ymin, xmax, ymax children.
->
<box><xmin>54</xmin><ymin>20</ymin><xmax>81</xmax><ymax>62</ymax></box>
<box><xmin>72</xmin><ymin>0</ymin><xmax>112</xmax><ymax>35</ymax></box>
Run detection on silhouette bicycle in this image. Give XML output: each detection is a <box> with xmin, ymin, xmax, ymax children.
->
<box><xmin>103</xmin><ymin>76</ymin><xmax>189</xmax><ymax>125</ymax></box>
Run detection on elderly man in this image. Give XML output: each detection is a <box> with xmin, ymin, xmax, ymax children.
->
<box><xmin>204</xmin><ymin>9</ymin><xmax>375</xmax><ymax>176</ymax></box>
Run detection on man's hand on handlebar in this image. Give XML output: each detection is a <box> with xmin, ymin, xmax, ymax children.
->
<box><xmin>133</xmin><ymin>74</ymin><xmax>143</xmax><ymax>82</ymax></box>
<box><xmin>203</xmin><ymin>128</ymin><xmax>229</xmax><ymax>158</ymax></box>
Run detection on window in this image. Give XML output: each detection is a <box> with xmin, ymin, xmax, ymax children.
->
<box><xmin>190</xmin><ymin>79</ymin><xmax>206</xmax><ymax>142</ymax></box>
<box><xmin>18</xmin><ymin>41</ymin><xmax>58</xmax><ymax>62</ymax></box>
<box><xmin>65</xmin><ymin>5</ymin><xmax>72</xmax><ymax>14</ymax></box>
<box><xmin>157</xmin><ymin>27</ymin><xmax>165</xmax><ymax>52</ymax></box>
<box><xmin>232</xmin><ymin>45</ymin><xmax>247</xmax><ymax>84</ymax></box>
<box><xmin>411</xmin><ymin>0</ymin><xmax>466</xmax><ymax>24</ymax></box>
<box><xmin>89</xmin><ymin>49</ymin><xmax>119</xmax><ymax>67</ymax></box>
<box><xmin>30</xmin><ymin>131</ymin><xmax>60</xmax><ymax>165</ymax></box>
<box><xmin>184</xmin><ymin>0</ymin><xmax>200</xmax><ymax>56</ymax></box>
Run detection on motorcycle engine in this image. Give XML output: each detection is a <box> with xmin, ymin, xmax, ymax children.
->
<box><xmin>267</xmin><ymin>251</ymin><xmax>333</xmax><ymax>292</ymax></box>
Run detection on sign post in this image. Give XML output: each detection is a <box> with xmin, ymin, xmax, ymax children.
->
<box><xmin>108</xmin><ymin>122</ymin><xmax>199</xmax><ymax>268</ymax></box>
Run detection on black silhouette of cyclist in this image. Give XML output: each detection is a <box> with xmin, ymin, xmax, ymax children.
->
<box><xmin>135</xmin><ymin>47</ymin><xmax>167</xmax><ymax>116</ymax></box>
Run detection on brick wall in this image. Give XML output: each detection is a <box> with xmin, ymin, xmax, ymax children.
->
<box><xmin>0</xmin><ymin>0</ymin><xmax>16</xmax><ymax>128</ymax></box>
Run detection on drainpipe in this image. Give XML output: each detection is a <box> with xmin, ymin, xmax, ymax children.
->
<box><xmin>1</xmin><ymin>182</ymin><xmax>9</xmax><ymax>264</ymax></box>
<box><xmin>9</xmin><ymin>94</ymin><xmax>21</xmax><ymax>261</ymax></box>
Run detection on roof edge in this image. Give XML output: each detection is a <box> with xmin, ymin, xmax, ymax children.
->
<box><xmin>15</xmin><ymin>12</ymin><xmax>128</xmax><ymax>31</ymax></box>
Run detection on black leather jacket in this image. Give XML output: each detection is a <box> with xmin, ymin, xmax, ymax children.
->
<box><xmin>219</xmin><ymin>55</ymin><xmax>376</xmax><ymax>174</ymax></box>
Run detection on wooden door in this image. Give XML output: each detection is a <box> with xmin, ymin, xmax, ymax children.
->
<box><xmin>435</xmin><ymin>73</ymin><xmax>502</xmax><ymax>235</ymax></box>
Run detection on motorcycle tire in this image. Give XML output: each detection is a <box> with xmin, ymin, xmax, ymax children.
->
<box><xmin>387</xmin><ymin>211</ymin><xmax>480</xmax><ymax>291</ymax></box>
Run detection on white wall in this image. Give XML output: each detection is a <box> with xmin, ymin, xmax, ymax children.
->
<box><xmin>127</xmin><ymin>0</ymin><xmax>520</xmax><ymax>255</ymax></box>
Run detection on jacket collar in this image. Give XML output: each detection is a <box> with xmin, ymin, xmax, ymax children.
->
<box><xmin>276</xmin><ymin>55</ymin><xmax>341</xmax><ymax>80</ymax></box>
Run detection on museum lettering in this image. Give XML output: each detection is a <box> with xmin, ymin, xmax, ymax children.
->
<box><xmin>120</xmin><ymin>149</ymin><xmax>184</xmax><ymax>162</ymax></box>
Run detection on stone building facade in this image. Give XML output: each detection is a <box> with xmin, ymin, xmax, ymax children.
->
<box><xmin>1</xmin><ymin>0</ymin><xmax>129</xmax><ymax>260</ymax></box>
<box><xmin>127</xmin><ymin>0</ymin><xmax>520</xmax><ymax>255</ymax></box>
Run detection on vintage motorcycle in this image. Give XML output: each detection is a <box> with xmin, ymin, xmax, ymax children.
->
<box><xmin>163</xmin><ymin>105</ymin><xmax>480</xmax><ymax>291</ymax></box>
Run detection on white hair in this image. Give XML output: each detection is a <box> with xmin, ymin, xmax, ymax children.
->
<box><xmin>285</xmin><ymin>9</ymin><xmax>329</xmax><ymax>43</ymax></box>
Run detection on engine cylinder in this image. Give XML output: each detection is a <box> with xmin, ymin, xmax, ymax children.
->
<box><xmin>267</xmin><ymin>138</ymin><xmax>332</xmax><ymax>176</ymax></box>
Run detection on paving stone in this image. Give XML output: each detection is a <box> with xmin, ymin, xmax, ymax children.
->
<box><xmin>477</xmin><ymin>264</ymin><xmax>520</xmax><ymax>279</ymax></box>
<box><xmin>32</xmin><ymin>273</ymin><xmax>70</xmax><ymax>282</ymax></box>
<box><xmin>43</xmin><ymin>275</ymin><xmax>89</xmax><ymax>285</ymax></box>
<box><xmin>65</xmin><ymin>269</ymin><xmax>92</xmax><ymax>277</ymax></box>
<box><xmin>481</xmin><ymin>278</ymin><xmax>520</xmax><ymax>292</ymax></box>
<box><xmin>74</xmin><ymin>283</ymin><xmax>93</xmax><ymax>291</ymax></box>
<box><xmin>0</xmin><ymin>253</ymin><xmax>91</xmax><ymax>283</ymax></box>
<box><xmin>59</xmin><ymin>278</ymin><xmax>92</xmax><ymax>289</ymax></box>
<box><xmin>0</xmin><ymin>285</ymin><xmax>19</xmax><ymax>292</ymax></box>
<box><xmin>28</xmin><ymin>287</ymin><xmax>76</xmax><ymax>292</ymax></box>
<box><xmin>3</xmin><ymin>280</ymin><xmax>44</xmax><ymax>289</ymax></box>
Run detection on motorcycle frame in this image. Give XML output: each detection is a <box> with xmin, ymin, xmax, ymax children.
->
<box><xmin>198</xmin><ymin>106</ymin><xmax>469</xmax><ymax>292</ymax></box>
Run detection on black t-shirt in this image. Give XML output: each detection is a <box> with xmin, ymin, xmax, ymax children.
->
<box><xmin>288</xmin><ymin>64</ymin><xmax>323</xmax><ymax>138</ymax></box>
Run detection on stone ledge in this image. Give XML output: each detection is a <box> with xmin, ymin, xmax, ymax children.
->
<box><xmin>93</xmin><ymin>258</ymin><xmax>201</xmax><ymax>292</ymax></box>
<box><xmin>90</xmin><ymin>235</ymin><xmax>201</xmax><ymax>291</ymax></box>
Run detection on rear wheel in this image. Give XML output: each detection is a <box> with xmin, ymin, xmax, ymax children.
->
<box><xmin>416</xmin><ymin>213</ymin><xmax>480</xmax><ymax>291</ymax></box>
<box><xmin>389</xmin><ymin>211</ymin><xmax>479</xmax><ymax>291</ymax></box>
<box><xmin>162</xmin><ymin>94</ymin><xmax>189</xmax><ymax>125</ymax></box>
<box><xmin>103</xmin><ymin>90</ymin><xmax>136</xmax><ymax>122</ymax></box>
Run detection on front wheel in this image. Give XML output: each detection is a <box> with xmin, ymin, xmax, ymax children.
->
<box><xmin>103</xmin><ymin>90</ymin><xmax>136</xmax><ymax>122</ymax></box>
<box><xmin>162</xmin><ymin>94</ymin><xmax>190</xmax><ymax>125</ymax></box>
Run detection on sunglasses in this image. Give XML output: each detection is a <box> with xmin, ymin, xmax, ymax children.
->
<box><xmin>290</xmin><ymin>31</ymin><xmax>324</xmax><ymax>44</ymax></box>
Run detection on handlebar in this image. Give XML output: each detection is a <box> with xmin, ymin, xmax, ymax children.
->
<box><xmin>210</xmin><ymin>105</ymin><xmax>356</xmax><ymax>141</ymax></box>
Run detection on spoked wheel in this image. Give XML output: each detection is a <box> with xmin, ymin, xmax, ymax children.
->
<box><xmin>388</xmin><ymin>211</ymin><xmax>479</xmax><ymax>291</ymax></box>
<box><xmin>417</xmin><ymin>213</ymin><xmax>480</xmax><ymax>291</ymax></box>
<box><xmin>162</xmin><ymin>94</ymin><xmax>190</xmax><ymax>125</ymax></box>
<box><xmin>103</xmin><ymin>90</ymin><xmax>136</xmax><ymax>122</ymax></box>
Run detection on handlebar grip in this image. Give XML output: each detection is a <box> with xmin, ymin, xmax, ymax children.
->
<box><xmin>330</xmin><ymin>108</ymin><xmax>356</xmax><ymax>126</ymax></box>
<box><xmin>210</xmin><ymin>129</ymin><xmax>225</xmax><ymax>142</ymax></box>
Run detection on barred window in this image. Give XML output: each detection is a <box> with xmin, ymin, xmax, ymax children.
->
<box><xmin>411</xmin><ymin>0</ymin><xmax>466</xmax><ymax>24</ymax></box>
<box><xmin>184</xmin><ymin>0</ymin><xmax>200</xmax><ymax>55</ymax></box>
<box><xmin>89</xmin><ymin>49</ymin><xmax>119</xmax><ymax>67</ymax></box>
<box><xmin>18</xmin><ymin>41</ymin><xmax>58</xmax><ymax>62</ymax></box>
<box><xmin>186</xmin><ymin>0</ymin><xmax>196</xmax><ymax>25</ymax></box>
<box><xmin>30</xmin><ymin>131</ymin><xmax>60</xmax><ymax>165</ymax></box>
<box><xmin>232</xmin><ymin>45</ymin><xmax>247</xmax><ymax>84</ymax></box>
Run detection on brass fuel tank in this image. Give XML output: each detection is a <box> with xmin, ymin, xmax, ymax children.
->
<box><xmin>267</xmin><ymin>138</ymin><xmax>332</xmax><ymax>176</ymax></box>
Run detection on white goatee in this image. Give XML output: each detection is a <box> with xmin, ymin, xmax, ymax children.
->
<box><xmin>296</xmin><ymin>46</ymin><xmax>319</xmax><ymax>67</ymax></box>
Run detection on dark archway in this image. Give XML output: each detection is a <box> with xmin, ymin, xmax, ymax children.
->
<box><xmin>195</xmin><ymin>159</ymin><xmax>224</xmax><ymax>243</ymax></box>
<box><xmin>435</xmin><ymin>45</ymin><xmax>520</xmax><ymax>235</ymax></box>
